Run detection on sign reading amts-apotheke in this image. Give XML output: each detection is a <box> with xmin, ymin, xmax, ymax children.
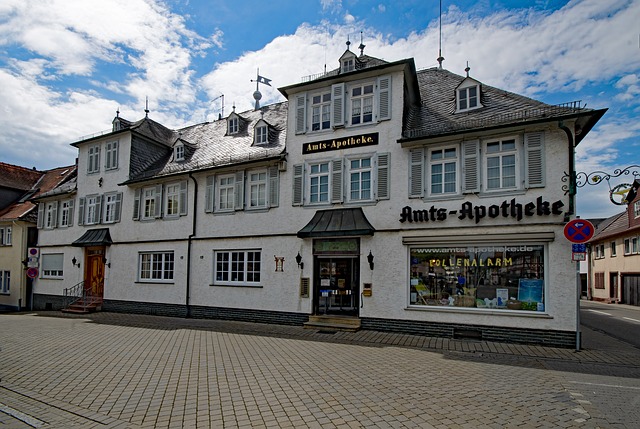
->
<box><xmin>302</xmin><ymin>132</ymin><xmax>378</xmax><ymax>154</ymax></box>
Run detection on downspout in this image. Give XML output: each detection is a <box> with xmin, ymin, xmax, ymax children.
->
<box><xmin>186</xmin><ymin>172</ymin><xmax>198</xmax><ymax>318</ymax></box>
<box><xmin>559</xmin><ymin>121</ymin><xmax>581</xmax><ymax>351</ymax></box>
<box><xmin>558</xmin><ymin>121</ymin><xmax>575</xmax><ymax>217</ymax></box>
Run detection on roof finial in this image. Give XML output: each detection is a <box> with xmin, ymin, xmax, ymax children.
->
<box><xmin>465</xmin><ymin>61</ymin><xmax>471</xmax><ymax>77</ymax></box>
<box><xmin>437</xmin><ymin>0</ymin><xmax>444</xmax><ymax>69</ymax></box>
<box><xmin>144</xmin><ymin>97</ymin><xmax>149</xmax><ymax>117</ymax></box>
<box><xmin>346</xmin><ymin>35</ymin><xmax>351</xmax><ymax>50</ymax></box>
<box><xmin>358</xmin><ymin>31</ymin><xmax>366</xmax><ymax>56</ymax></box>
<box><xmin>116</xmin><ymin>107</ymin><xmax>120</xmax><ymax>118</ymax></box>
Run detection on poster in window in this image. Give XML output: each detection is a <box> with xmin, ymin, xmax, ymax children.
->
<box><xmin>517</xmin><ymin>279</ymin><xmax>543</xmax><ymax>303</ymax></box>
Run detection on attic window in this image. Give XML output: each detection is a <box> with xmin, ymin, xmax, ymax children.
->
<box><xmin>113</xmin><ymin>119</ymin><xmax>121</xmax><ymax>132</ymax></box>
<box><xmin>456</xmin><ymin>83</ymin><xmax>481</xmax><ymax>113</ymax></box>
<box><xmin>342</xmin><ymin>59</ymin><xmax>355</xmax><ymax>73</ymax></box>
<box><xmin>255</xmin><ymin>125</ymin><xmax>268</xmax><ymax>145</ymax></box>
<box><xmin>174</xmin><ymin>144</ymin><xmax>185</xmax><ymax>162</ymax></box>
<box><xmin>228</xmin><ymin>117</ymin><xmax>239</xmax><ymax>134</ymax></box>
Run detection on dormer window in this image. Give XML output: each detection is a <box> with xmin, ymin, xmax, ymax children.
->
<box><xmin>112</xmin><ymin>118</ymin><xmax>121</xmax><ymax>132</ymax></box>
<box><xmin>255</xmin><ymin>124</ymin><xmax>268</xmax><ymax>145</ymax></box>
<box><xmin>455</xmin><ymin>78</ymin><xmax>483</xmax><ymax>113</ymax></box>
<box><xmin>174</xmin><ymin>144</ymin><xmax>185</xmax><ymax>162</ymax></box>
<box><xmin>228</xmin><ymin>116</ymin><xmax>239</xmax><ymax>134</ymax></box>
<box><xmin>342</xmin><ymin>59</ymin><xmax>354</xmax><ymax>73</ymax></box>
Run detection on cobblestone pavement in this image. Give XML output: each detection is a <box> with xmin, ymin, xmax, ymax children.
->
<box><xmin>1</xmin><ymin>311</ymin><xmax>639</xmax><ymax>428</ymax></box>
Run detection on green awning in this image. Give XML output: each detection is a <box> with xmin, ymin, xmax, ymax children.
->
<box><xmin>72</xmin><ymin>228</ymin><xmax>113</xmax><ymax>247</ymax></box>
<box><xmin>297</xmin><ymin>208</ymin><xmax>375</xmax><ymax>238</ymax></box>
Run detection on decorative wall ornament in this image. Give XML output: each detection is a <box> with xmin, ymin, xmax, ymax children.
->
<box><xmin>274</xmin><ymin>256</ymin><xmax>284</xmax><ymax>272</ymax></box>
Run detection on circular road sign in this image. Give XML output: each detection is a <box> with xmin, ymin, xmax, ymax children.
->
<box><xmin>564</xmin><ymin>219</ymin><xmax>595</xmax><ymax>244</ymax></box>
<box><xmin>26</xmin><ymin>267</ymin><xmax>39</xmax><ymax>279</ymax></box>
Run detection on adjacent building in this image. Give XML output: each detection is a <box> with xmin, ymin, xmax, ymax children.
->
<box><xmin>0</xmin><ymin>163</ymin><xmax>76</xmax><ymax>311</ymax></box>
<box><xmin>32</xmin><ymin>47</ymin><xmax>606</xmax><ymax>346</ymax></box>
<box><xmin>587</xmin><ymin>180</ymin><xmax>640</xmax><ymax>305</ymax></box>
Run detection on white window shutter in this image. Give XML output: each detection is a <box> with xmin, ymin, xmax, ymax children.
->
<box><xmin>67</xmin><ymin>199</ymin><xmax>75</xmax><ymax>226</ymax></box>
<box><xmin>133</xmin><ymin>189</ymin><xmax>140</xmax><ymax>220</ymax></box>
<box><xmin>525</xmin><ymin>132</ymin><xmax>545</xmax><ymax>188</ymax></box>
<box><xmin>331</xmin><ymin>159</ymin><xmax>343</xmax><ymax>203</ymax></box>
<box><xmin>205</xmin><ymin>175</ymin><xmax>214</xmax><ymax>213</ymax></box>
<box><xmin>78</xmin><ymin>197</ymin><xmax>85</xmax><ymax>225</ymax></box>
<box><xmin>377</xmin><ymin>75</ymin><xmax>391</xmax><ymax>121</ymax></box>
<box><xmin>332</xmin><ymin>83</ymin><xmax>345</xmax><ymax>127</ymax></box>
<box><xmin>179</xmin><ymin>181</ymin><xmax>188</xmax><ymax>215</ymax></box>
<box><xmin>292</xmin><ymin>164</ymin><xmax>304</xmax><ymax>206</ymax></box>
<box><xmin>114</xmin><ymin>193</ymin><xmax>122</xmax><ymax>223</ymax></box>
<box><xmin>154</xmin><ymin>184</ymin><xmax>163</xmax><ymax>218</ymax></box>
<box><xmin>234</xmin><ymin>171</ymin><xmax>245</xmax><ymax>210</ymax></box>
<box><xmin>37</xmin><ymin>202</ymin><xmax>44</xmax><ymax>228</ymax></box>
<box><xmin>376</xmin><ymin>153</ymin><xmax>390</xmax><ymax>200</ymax></box>
<box><xmin>268</xmin><ymin>166</ymin><xmax>279</xmax><ymax>208</ymax></box>
<box><xmin>462</xmin><ymin>139</ymin><xmax>480</xmax><ymax>193</ymax></box>
<box><xmin>409</xmin><ymin>148</ymin><xmax>424</xmax><ymax>198</ymax></box>
<box><xmin>295</xmin><ymin>93</ymin><xmax>307</xmax><ymax>134</ymax></box>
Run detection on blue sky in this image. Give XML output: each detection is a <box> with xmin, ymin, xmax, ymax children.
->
<box><xmin>1</xmin><ymin>0</ymin><xmax>638</xmax><ymax>218</ymax></box>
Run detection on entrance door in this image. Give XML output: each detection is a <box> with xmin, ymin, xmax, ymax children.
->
<box><xmin>609</xmin><ymin>272</ymin><xmax>618</xmax><ymax>300</ymax></box>
<box><xmin>84</xmin><ymin>247</ymin><xmax>105</xmax><ymax>297</ymax></box>
<box><xmin>314</xmin><ymin>257</ymin><xmax>359</xmax><ymax>316</ymax></box>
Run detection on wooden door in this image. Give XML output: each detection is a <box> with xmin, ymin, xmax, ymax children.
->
<box><xmin>84</xmin><ymin>247</ymin><xmax>105</xmax><ymax>297</ymax></box>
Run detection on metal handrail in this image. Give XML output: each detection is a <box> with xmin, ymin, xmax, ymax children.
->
<box><xmin>63</xmin><ymin>281</ymin><xmax>84</xmax><ymax>307</ymax></box>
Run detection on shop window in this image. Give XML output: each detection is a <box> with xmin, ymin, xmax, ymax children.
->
<box><xmin>409</xmin><ymin>244</ymin><xmax>545</xmax><ymax>311</ymax></box>
<box><xmin>138</xmin><ymin>251</ymin><xmax>174</xmax><ymax>282</ymax></box>
<box><xmin>213</xmin><ymin>250</ymin><xmax>261</xmax><ymax>286</ymax></box>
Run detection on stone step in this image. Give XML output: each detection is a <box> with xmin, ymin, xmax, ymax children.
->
<box><xmin>304</xmin><ymin>316</ymin><xmax>361</xmax><ymax>331</ymax></box>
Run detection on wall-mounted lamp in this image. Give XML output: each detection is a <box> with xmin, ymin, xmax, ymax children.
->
<box><xmin>295</xmin><ymin>252</ymin><xmax>304</xmax><ymax>270</ymax></box>
<box><xmin>102</xmin><ymin>256</ymin><xmax>111</xmax><ymax>268</ymax></box>
<box><xmin>367</xmin><ymin>250</ymin><xmax>374</xmax><ymax>270</ymax></box>
<box><xmin>71</xmin><ymin>257</ymin><xmax>80</xmax><ymax>268</ymax></box>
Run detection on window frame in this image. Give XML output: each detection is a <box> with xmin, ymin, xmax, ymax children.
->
<box><xmin>216</xmin><ymin>174</ymin><xmax>236</xmax><ymax>212</ymax></box>
<box><xmin>138</xmin><ymin>251</ymin><xmax>175</xmax><ymax>283</ymax></box>
<box><xmin>59</xmin><ymin>200</ymin><xmax>73</xmax><ymax>227</ymax></box>
<box><xmin>0</xmin><ymin>227</ymin><xmax>11</xmax><ymax>246</ymax></box>
<box><xmin>0</xmin><ymin>270</ymin><xmax>9</xmax><ymax>293</ymax></box>
<box><xmin>41</xmin><ymin>253</ymin><xmax>64</xmax><ymax>279</ymax></box>
<box><xmin>428</xmin><ymin>145</ymin><xmax>459</xmax><ymax>197</ymax></box>
<box><xmin>308</xmin><ymin>162</ymin><xmax>331</xmax><ymax>204</ymax></box>
<box><xmin>311</xmin><ymin>91</ymin><xmax>332</xmax><ymax>132</ymax></box>
<box><xmin>213</xmin><ymin>249</ymin><xmax>262</xmax><ymax>286</ymax></box>
<box><xmin>624</xmin><ymin>238</ymin><xmax>631</xmax><ymax>255</ymax></box>
<box><xmin>44</xmin><ymin>202</ymin><xmax>57</xmax><ymax>229</ymax></box>
<box><xmin>635</xmin><ymin>201</ymin><xmax>640</xmax><ymax>218</ymax></box>
<box><xmin>255</xmin><ymin>125</ymin><xmax>268</xmax><ymax>145</ymax></box>
<box><xmin>228</xmin><ymin>117</ymin><xmax>239</xmax><ymax>135</ymax></box>
<box><xmin>347</xmin><ymin>157</ymin><xmax>372</xmax><ymax>202</ymax></box>
<box><xmin>85</xmin><ymin>195</ymin><xmax>100</xmax><ymax>225</ymax></box>
<box><xmin>483</xmin><ymin>137</ymin><xmax>519</xmax><ymax>192</ymax></box>
<box><xmin>246</xmin><ymin>170</ymin><xmax>268</xmax><ymax>209</ymax></box>
<box><xmin>142</xmin><ymin>187</ymin><xmax>157</xmax><ymax>220</ymax></box>
<box><xmin>632</xmin><ymin>237</ymin><xmax>639</xmax><ymax>254</ymax></box>
<box><xmin>102</xmin><ymin>193</ymin><xmax>121</xmax><ymax>224</ymax></box>
<box><xmin>105</xmin><ymin>140</ymin><xmax>119</xmax><ymax>170</ymax></box>
<box><xmin>610</xmin><ymin>241</ymin><xmax>617</xmax><ymax>257</ymax></box>
<box><xmin>164</xmin><ymin>182</ymin><xmax>181</xmax><ymax>218</ymax></box>
<box><xmin>174</xmin><ymin>144</ymin><xmax>185</xmax><ymax>162</ymax></box>
<box><xmin>349</xmin><ymin>82</ymin><xmax>375</xmax><ymax>126</ymax></box>
<box><xmin>457</xmin><ymin>85</ymin><xmax>480</xmax><ymax>112</ymax></box>
<box><xmin>87</xmin><ymin>144</ymin><xmax>101</xmax><ymax>174</ymax></box>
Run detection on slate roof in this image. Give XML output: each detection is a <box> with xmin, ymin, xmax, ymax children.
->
<box><xmin>122</xmin><ymin>102</ymin><xmax>288</xmax><ymax>184</ymax></box>
<box><xmin>402</xmin><ymin>68</ymin><xmax>606</xmax><ymax>144</ymax></box>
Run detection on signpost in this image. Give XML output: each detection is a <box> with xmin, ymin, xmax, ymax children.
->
<box><xmin>564</xmin><ymin>219</ymin><xmax>595</xmax><ymax>243</ymax></box>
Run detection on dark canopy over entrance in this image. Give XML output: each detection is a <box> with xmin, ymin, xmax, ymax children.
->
<box><xmin>72</xmin><ymin>228</ymin><xmax>113</xmax><ymax>247</ymax></box>
<box><xmin>297</xmin><ymin>208</ymin><xmax>375</xmax><ymax>238</ymax></box>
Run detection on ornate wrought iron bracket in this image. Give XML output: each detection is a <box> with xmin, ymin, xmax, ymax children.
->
<box><xmin>563</xmin><ymin>165</ymin><xmax>640</xmax><ymax>204</ymax></box>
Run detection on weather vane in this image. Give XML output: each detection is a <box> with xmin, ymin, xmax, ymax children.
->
<box><xmin>251</xmin><ymin>69</ymin><xmax>272</xmax><ymax>110</ymax></box>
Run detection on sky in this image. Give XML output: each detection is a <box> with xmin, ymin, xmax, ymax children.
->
<box><xmin>0</xmin><ymin>0</ymin><xmax>638</xmax><ymax>219</ymax></box>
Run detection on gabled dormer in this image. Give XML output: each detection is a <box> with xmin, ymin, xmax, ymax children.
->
<box><xmin>339</xmin><ymin>49</ymin><xmax>357</xmax><ymax>74</ymax></box>
<box><xmin>253</xmin><ymin>119</ymin><xmax>269</xmax><ymax>146</ymax></box>
<box><xmin>227</xmin><ymin>110</ymin><xmax>242</xmax><ymax>135</ymax></box>
<box><xmin>455</xmin><ymin>77</ymin><xmax>483</xmax><ymax>113</ymax></box>
<box><xmin>173</xmin><ymin>142</ymin><xmax>185</xmax><ymax>162</ymax></box>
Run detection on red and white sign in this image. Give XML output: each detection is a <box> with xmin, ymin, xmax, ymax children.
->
<box><xmin>564</xmin><ymin>219</ymin><xmax>595</xmax><ymax>244</ymax></box>
<box><xmin>26</xmin><ymin>267</ymin><xmax>39</xmax><ymax>279</ymax></box>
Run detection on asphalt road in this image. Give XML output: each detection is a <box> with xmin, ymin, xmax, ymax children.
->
<box><xmin>580</xmin><ymin>299</ymin><xmax>640</xmax><ymax>349</ymax></box>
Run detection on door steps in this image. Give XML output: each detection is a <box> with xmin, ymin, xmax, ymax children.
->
<box><xmin>304</xmin><ymin>315</ymin><xmax>361</xmax><ymax>332</ymax></box>
<box><xmin>61</xmin><ymin>299</ymin><xmax>102</xmax><ymax>314</ymax></box>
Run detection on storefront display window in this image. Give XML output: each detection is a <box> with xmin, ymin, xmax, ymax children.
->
<box><xmin>409</xmin><ymin>245</ymin><xmax>545</xmax><ymax>311</ymax></box>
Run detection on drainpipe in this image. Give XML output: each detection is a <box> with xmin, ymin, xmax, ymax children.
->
<box><xmin>186</xmin><ymin>172</ymin><xmax>198</xmax><ymax>318</ymax></box>
<box><xmin>559</xmin><ymin>121</ymin><xmax>581</xmax><ymax>351</ymax></box>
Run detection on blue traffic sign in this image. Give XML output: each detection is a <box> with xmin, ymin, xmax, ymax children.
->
<box><xmin>564</xmin><ymin>219</ymin><xmax>595</xmax><ymax>244</ymax></box>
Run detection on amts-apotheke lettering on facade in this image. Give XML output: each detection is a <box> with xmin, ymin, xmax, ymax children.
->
<box><xmin>303</xmin><ymin>132</ymin><xmax>378</xmax><ymax>154</ymax></box>
<box><xmin>400</xmin><ymin>196</ymin><xmax>565</xmax><ymax>224</ymax></box>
